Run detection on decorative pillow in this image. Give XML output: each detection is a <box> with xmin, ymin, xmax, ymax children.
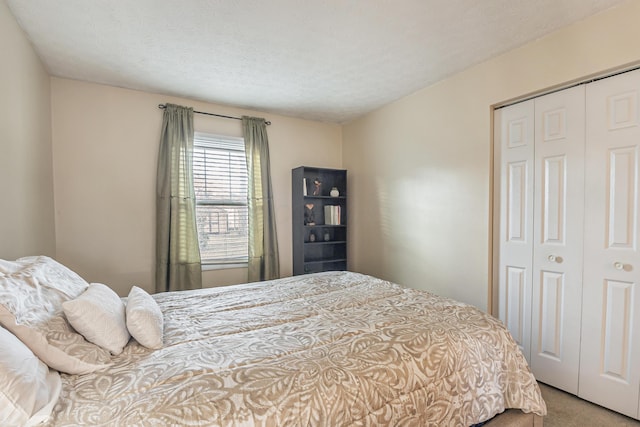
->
<box><xmin>126</xmin><ymin>286</ymin><xmax>164</xmax><ymax>349</ymax></box>
<box><xmin>0</xmin><ymin>326</ymin><xmax>62</xmax><ymax>427</ymax></box>
<box><xmin>63</xmin><ymin>283</ymin><xmax>130</xmax><ymax>355</ymax></box>
<box><xmin>0</xmin><ymin>256</ymin><xmax>111</xmax><ymax>375</ymax></box>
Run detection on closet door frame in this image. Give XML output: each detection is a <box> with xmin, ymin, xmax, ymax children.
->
<box><xmin>493</xmin><ymin>67</ymin><xmax>640</xmax><ymax>421</ymax></box>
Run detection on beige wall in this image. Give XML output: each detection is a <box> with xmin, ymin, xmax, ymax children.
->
<box><xmin>7</xmin><ymin>0</ymin><xmax>639</xmax><ymax>307</ymax></box>
<box><xmin>343</xmin><ymin>1</ymin><xmax>640</xmax><ymax>311</ymax></box>
<box><xmin>0</xmin><ymin>1</ymin><xmax>55</xmax><ymax>259</ymax></box>
<box><xmin>51</xmin><ymin>78</ymin><xmax>342</xmax><ymax>295</ymax></box>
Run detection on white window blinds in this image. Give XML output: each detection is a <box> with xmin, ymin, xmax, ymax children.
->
<box><xmin>193</xmin><ymin>132</ymin><xmax>248</xmax><ymax>264</ymax></box>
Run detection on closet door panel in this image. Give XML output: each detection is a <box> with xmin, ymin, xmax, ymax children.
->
<box><xmin>539</xmin><ymin>271</ymin><xmax>563</xmax><ymax>356</ymax></box>
<box><xmin>495</xmin><ymin>100</ymin><xmax>535</xmax><ymax>361</ymax></box>
<box><xmin>581</xmin><ymin>69</ymin><xmax>640</xmax><ymax>419</ymax></box>
<box><xmin>530</xmin><ymin>86</ymin><xmax>585</xmax><ymax>394</ymax></box>
<box><xmin>608</xmin><ymin>146</ymin><xmax>637</xmax><ymax>248</ymax></box>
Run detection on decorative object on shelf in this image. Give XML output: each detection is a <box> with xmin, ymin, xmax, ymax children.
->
<box><xmin>309</xmin><ymin>231</ymin><xmax>316</xmax><ymax>242</ymax></box>
<box><xmin>304</xmin><ymin>203</ymin><xmax>315</xmax><ymax>225</ymax></box>
<box><xmin>303</xmin><ymin>178</ymin><xmax>307</xmax><ymax>196</ymax></box>
<box><xmin>324</xmin><ymin>232</ymin><xmax>330</xmax><ymax>242</ymax></box>
<box><xmin>312</xmin><ymin>178</ymin><xmax>322</xmax><ymax>196</ymax></box>
<box><xmin>324</xmin><ymin>205</ymin><xmax>341</xmax><ymax>225</ymax></box>
<box><xmin>330</xmin><ymin>187</ymin><xmax>340</xmax><ymax>197</ymax></box>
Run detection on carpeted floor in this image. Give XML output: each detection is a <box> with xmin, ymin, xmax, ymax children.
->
<box><xmin>539</xmin><ymin>383</ymin><xmax>640</xmax><ymax>427</ymax></box>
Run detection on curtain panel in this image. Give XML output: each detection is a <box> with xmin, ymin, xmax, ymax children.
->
<box><xmin>156</xmin><ymin>104</ymin><xmax>202</xmax><ymax>292</ymax></box>
<box><xmin>242</xmin><ymin>117</ymin><xmax>280</xmax><ymax>282</ymax></box>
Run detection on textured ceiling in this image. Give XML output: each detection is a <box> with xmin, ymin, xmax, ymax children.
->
<box><xmin>6</xmin><ymin>0</ymin><xmax>627</xmax><ymax>123</ymax></box>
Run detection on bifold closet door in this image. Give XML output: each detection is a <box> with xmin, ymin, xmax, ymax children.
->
<box><xmin>580</xmin><ymin>69</ymin><xmax>640</xmax><ymax>419</ymax></box>
<box><xmin>530</xmin><ymin>86</ymin><xmax>585</xmax><ymax>394</ymax></box>
<box><xmin>496</xmin><ymin>100</ymin><xmax>535</xmax><ymax>362</ymax></box>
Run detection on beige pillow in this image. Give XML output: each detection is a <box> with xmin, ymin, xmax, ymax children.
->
<box><xmin>0</xmin><ymin>256</ymin><xmax>111</xmax><ymax>375</ymax></box>
<box><xmin>126</xmin><ymin>286</ymin><xmax>164</xmax><ymax>349</ymax></box>
<box><xmin>63</xmin><ymin>283</ymin><xmax>130</xmax><ymax>355</ymax></box>
<box><xmin>0</xmin><ymin>326</ymin><xmax>61</xmax><ymax>427</ymax></box>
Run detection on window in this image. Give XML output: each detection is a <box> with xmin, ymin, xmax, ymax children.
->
<box><xmin>193</xmin><ymin>132</ymin><xmax>248</xmax><ymax>266</ymax></box>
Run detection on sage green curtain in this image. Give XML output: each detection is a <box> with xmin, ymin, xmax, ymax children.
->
<box><xmin>156</xmin><ymin>104</ymin><xmax>202</xmax><ymax>292</ymax></box>
<box><xmin>242</xmin><ymin>116</ymin><xmax>280</xmax><ymax>282</ymax></box>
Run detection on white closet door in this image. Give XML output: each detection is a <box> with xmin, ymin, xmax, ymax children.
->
<box><xmin>530</xmin><ymin>86</ymin><xmax>585</xmax><ymax>394</ymax></box>
<box><xmin>496</xmin><ymin>100</ymin><xmax>535</xmax><ymax>362</ymax></box>
<box><xmin>580</xmin><ymin>69</ymin><xmax>640</xmax><ymax>418</ymax></box>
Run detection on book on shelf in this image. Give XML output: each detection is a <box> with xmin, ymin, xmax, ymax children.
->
<box><xmin>324</xmin><ymin>205</ymin><xmax>341</xmax><ymax>225</ymax></box>
<box><xmin>303</xmin><ymin>178</ymin><xmax>307</xmax><ymax>196</ymax></box>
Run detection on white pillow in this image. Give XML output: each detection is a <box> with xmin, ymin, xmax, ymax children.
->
<box><xmin>63</xmin><ymin>283</ymin><xmax>130</xmax><ymax>355</ymax></box>
<box><xmin>0</xmin><ymin>326</ymin><xmax>61</xmax><ymax>427</ymax></box>
<box><xmin>0</xmin><ymin>256</ymin><xmax>111</xmax><ymax>375</ymax></box>
<box><xmin>126</xmin><ymin>286</ymin><xmax>164</xmax><ymax>349</ymax></box>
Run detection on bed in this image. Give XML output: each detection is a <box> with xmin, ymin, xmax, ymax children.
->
<box><xmin>0</xmin><ymin>257</ymin><xmax>545</xmax><ymax>426</ymax></box>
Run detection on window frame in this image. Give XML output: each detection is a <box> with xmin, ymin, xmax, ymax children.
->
<box><xmin>193</xmin><ymin>132</ymin><xmax>249</xmax><ymax>269</ymax></box>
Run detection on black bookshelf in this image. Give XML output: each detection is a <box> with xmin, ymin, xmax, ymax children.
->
<box><xmin>292</xmin><ymin>166</ymin><xmax>347</xmax><ymax>275</ymax></box>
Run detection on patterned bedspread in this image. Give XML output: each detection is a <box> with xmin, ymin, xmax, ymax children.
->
<box><xmin>46</xmin><ymin>271</ymin><xmax>546</xmax><ymax>426</ymax></box>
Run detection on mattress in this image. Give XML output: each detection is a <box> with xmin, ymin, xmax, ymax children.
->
<box><xmin>45</xmin><ymin>271</ymin><xmax>546</xmax><ymax>426</ymax></box>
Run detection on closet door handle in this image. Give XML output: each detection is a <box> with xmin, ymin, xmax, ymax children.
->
<box><xmin>547</xmin><ymin>255</ymin><xmax>562</xmax><ymax>263</ymax></box>
<box><xmin>614</xmin><ymin>262</ymin><xmax>626</xmax><ymax>271</ymax></box>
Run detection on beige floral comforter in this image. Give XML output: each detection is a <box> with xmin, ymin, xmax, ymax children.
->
<box><xmin>46</xmin><ymin>271</ymin><xmax>546</xmax><ymax>426</ymax></box>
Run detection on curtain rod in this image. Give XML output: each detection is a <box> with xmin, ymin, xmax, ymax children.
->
<box><xmin>158</xmin><ymin>104</ymin><xmax>271</xmax><ymax>125</ymax></box>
